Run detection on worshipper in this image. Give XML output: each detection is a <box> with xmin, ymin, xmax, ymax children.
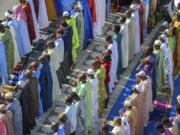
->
<box><xmin>156</xmin><ymin>122</ymin><xmax>172</xmax><ymax>135</ymax></box>
<box><xmin>120</xmin><ymin>16</ymin><xmax>129</xmax><ymax>69</ymax></box>
<box><xmin>0</xmin><ymin>24</ymin><xmax>14</xmax><ymax>74</ymax></box>
<box><xmin>125</xmin><ymin>10</ymin><xmax>135</xmax><ymax>61</ymax></box>
<box><xmin>136</xmin><ymin>0</ymin><xmax>144</xmax><ymax>44</ymax></box>
<box><xmin>53</xmin><ymin>0</ymin><xmax>62</xmax><ymax>15</ymax></box>
<box><xmin>105</xmin><ymin>35</ymin><xmax>118</xmax><ymax>93</ymax></box>
<box><xmin>162</xmin><ymin>117</ymin><xmax>178</xmax><ymax>135</ymax></box>
<box><xmin>173</xmin><ymin>13</ymin><xmax>180</xmax><ymax>75</ymax></box>
<box><xmin>81</xmin><ymin>0</ymin><xmax>94</xmax><ymax>48</ymax></box>
<box><xmin>130</xmin><ymin>4</ymin><xmax>141</xmax><ymax>54</ymax></box>
<box><xmin>19</xmin><ymin>0</ymin><xmax>36</xmax><ymax>44</ymax></box>
<box><xmin>39</xmin><ymin>55</ymin><xmax>53</xmax><ymax>112</ymax></box>
<box><xmin>101</xmin><ymin>124</ymin><xmax>112</xmax><ymax>135</ymax></box>
<box><xmin>0</xmin><ymin>41</ymin><xmax>8</xmax><ymax>84</ymax></box>
<box><xmin>110</xmin><ymin>117</ymin><xmax>125</xmax><ymax>135</ymax></box>
<box><xmin>27</xmin><ymin>0</ymin><xmax>40</xmax><ymax>42</ymax></box>
<box><xmin>38</xmin><ymin>0</ymin><xmax>49</xmax><ymax>29</ymax></box>
<box><xmin>12</xmin><ymin>5</ymin><xmax>32</xmax><ymax>55</ymax></box>
<box><xmin>0</xmin><ymin>115</ymin><xmax>7</xmax><ymax>135</ymax></box>
<box><xmin>148</xmin><ymin>0</ymin><xmax>158</xmax><ymax>27</ymax></box>
<box><xmin>174</xmin><ymin>104</ymin><xmax>180</xmax><ymax>134</ymax></box>
<box><xmin>122</xmin><ymin>116</ymin><xmax>131</xmax><ymax>135</ymax></box>
<box><xmin>87</xmin><ymin>68</ymin><xmax>99</xmax><ymax>128</ymax></box>
<box><xmin>17</xmin><ymin>70</ymin><xmax>38</xmax><ymax>133</ymax></box>
<box><xmin>93</xmin><ymin>0</ymin><xmax>106</xmax><ymax>36</ymax></box>
<box><xmin>0</xmin><ymin>104</ymin><xmax>14</xmax><ymax>135</ymax></box>
<box><xmin>112</xmin><ymin>25</ymin><xmax>123</xmax><ymax>76</ymax></box>
<box><xmin>58</xmin><ymin>113</ymin><xmax>71</xmax><ymax>135</ymax></box>
<box><xmin>63</xmin><ymin>11</ymin><xmax>80</xmax><ymax>62</ymax></box>
<box><xmin>92</xmin><ymin>60</ymin><xmax>107</xmax><ymax>118</ymax></box>
<box><xmin>153</xmin><ymin>40</ymin><xmax>165</xmax><ymax>94</ymax></box>
<box><xmin>142</xmin><ymin>0</ymin><xmax>150</xmax><ymax>37</ymax></box>
<box><xmin>128</xmin><ymin>84</ymin><xmax>144</xmax><ymax>135</ymax></box>
<box><xmin>73</xmin><ymin>73</ymin><xmax>93</xmax><ymax>134</ymax></box>
<box><xmin>32</xmin><ymin>0</ymin><xmax>39</xmax><ymax>18</ymax></box>
<box><xmin>4</xmin><ymin>92</ymin><xmax>23</xmax><ymax>135</ymax></box>
<box><xmin>64</xmin><ymin>96</ymin><xmax>77</xmax><ymax>135</ymax></box>
<box><xmin>71</xmin><ymin>92</ymin><xmax>85</xmax><ymax>135</ymax></box>
<box><xmin>159</xmin><ymin>34</ymin><xmax>174</xmax><ymax>91</ymax></box>
<box><xmin>136</xmin><ymin>70</ymin><xmax>153</xmax><ymax>126</ymax></box>
<box><xmin>124</xmin><ymin>100</ymin><xmax>137</xmax><ymax>135</ymax></box>
<box><xmin>60</xmin><ymin>21</ymin><xmax>73</xmax><ymax>71</ymax></box>
<box><xmin>45</xmin><ymin>0</ymin><xmax>56</xmax><ymax>21</ymax></box>
<box><xmin>100</xmin><ymin>52</ymin><xmax>111</xmax><ymax>108</ymax></box>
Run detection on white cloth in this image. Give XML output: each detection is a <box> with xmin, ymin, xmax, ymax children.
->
<box><xmin>108</xmin><ymin>41</ymin><xmax>118</xmax><ymax>92</ymax></box>
<box><xmin>9</xmin><ymin>26</ymin><xmax>21</xmax><ymax>64</ymax></box>
<box><xmin>93</xmin><ymin>0</ymin><xmax>106</xmax><ymax>36</ymax></box>
<box><xmin>131</xmin><ymin>11</ymin><xmax>141</xmax><ymax>54</ymax></box>
<box><xmin>54</xmin><ymin>38</ymin><xmax>64</xmax><ymax>63</ymax></box>
<box><xmin>38</xmin><ymin>0</ymin><xmax>49</xmax><ymax>29</ymax></box>
<box><xmin>120</xmin><ymin>23</ymin><xmax>129</xmax><ymax>68</ymax></box>
<box><xmin>141</xmin><ymin>0</ymin><xmax>149</xmax><ymax>25</ymax></box>
<box><xmin>27</xmin><ymin>0</ymin><xmax>40</xmax><ymax>41</ymax></box>
<box><xmin>123</xmin><ymin>123</ymin><xmax>131</xmax><ymax>135</ymax></box>
<box><xmin>112</xmin><ymin>126</ymin><xmax>125</xmax><ymax>135</ymax></box>
<box><xmin>64</xmin><ymin>103</ymin><xmax>77</xmax><ymax>133</ymax></box>
<box><xmin>88</xmin><ymin>77</ymin><xmax>99</xmax><ymax>127</ymax></box>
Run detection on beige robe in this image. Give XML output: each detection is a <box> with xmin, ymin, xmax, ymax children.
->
<box><xmin>169</xmin><ymin>122</ymin><xmax>179</xmax><ymax>135</ymax></box>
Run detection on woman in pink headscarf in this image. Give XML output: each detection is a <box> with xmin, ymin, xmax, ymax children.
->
<box><xmin>13</xmin><ymin>5</ymin><xmax>32</xmax><ymax>55</ymax></box>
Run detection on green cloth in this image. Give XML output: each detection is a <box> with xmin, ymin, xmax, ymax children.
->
<box><xmin>0</xmin><ymin>29</ymin><xmax>14</xmax><ymax>73</ymax></box>
<box><xmin>66</xmin><ymin>17</ymin><xmax>80</xmax><ymax>62</ymax></box>
<box><xmin>168</xmin><ymin>36</ymin><xmax>174</xmax><ymax>56</ymax></box>
<box><xmin>113</xmin><ymin>33</ymin><xmax>123</xmax><ymax>77</ymax></box>
<box><xmin>153</xmin><ymin>49</ymin><xmax>165</xmax><ymax>93</ymax></box>
<box><xmin>96</xmin><ymin>67</ymin><xmax>107</xmax><ymax>118</ymax></box>
<box><xmin>74</xmin><ymin>81</ymin><xmax>93</xmax><ymax>135</ymax></box>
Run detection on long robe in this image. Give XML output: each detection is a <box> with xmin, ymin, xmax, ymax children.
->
<box><xmin>53</xmin><ymin>0</ymin><xmax>62</xmax><ymax>15</ymax></box>
<box><xmin>126</xmin><ymin>18</ymin><xmax>134</xmax><ymax>61</ymax></box>
<box><xmin>27</xmin><ymin>0</ymin><xmax>40</xmax><ymax>41</ymax></box>
<box><xmin>81</xmin><ymin>0</ymin><xmax>94</xmax><ymax>48</ymax></box>
<box><xmin>108</xmin><ymin>42</ymin><xmax>118</xmax><ymax>92</ymax></box>
<box><xmin>0</xmin><ymin>117</ymin><xmax>7</xmax><ymax>135</ymax></box>
<box><xmin>21</xmin><ymin>2</ymin><xmax>36</xmax><ymax>44</ymax></box>
<box><xmin>0</xmin><ymin>29</ymin><xmax>14</xmax><ymax>74</ymax></box>
<box><xmin>120</xmin><ymin>23</ymin><xmax>129</xmax><ymax>68</ymax></box>
<box><xmin>66</xmin><ymin>17</ymin><xmax>80</xmax><ymax>62</ymax></box>
<box><xmin>39</xmin><ymin>62</ymin><xmax>53</xmax><ymax>112</ymax></box>
<box><xmin>38</xmin><ymin>0</ymin><xmax>49</xmax><ymax>29</ymax></box>
<box><xmin>74</xmin><ymin>81</ymin><xmax>93</xmax><ymax>135</ymax></box>
<box><xmin>33</xmin><ymin>0</ymin><xmax>39</xmax><ymax>18</ymax></box>
<box><xmin>88</xmin><ymin>77</ymin><xmax>99</xmax><ymax>128</ymax></box>
<box><xmin>137</xmin><ymin>2</ymin><xmax>144</xmax><ymax>44</ymax></box>
<box><xmin>6</xmin><ymin>99</ymin><xmax>23</xmax><ymax>135</ymax></box>
<box><xmin>113</xmin><ymin>33</ymin><xmax>123</xmax><ymax>76</ymax></box>
<box><xmin>93</xmin><ymin>0</ymin><xmax>106</xmax><ymax>36</ymax></box>
<box><xmin>45</xmin><ymin>0</ymin><xmax>56</xmax><ymax>21</ymax></box>
<box><xmin>142</xmin><ymin>0</ymin><xmax>150</xmax><ymax>37</ymax></box>
<box><xmin>0</xmin><ymin>41</ymin><xmax>8</xmax><ymax>84</ymax></box>
<box><xmin>96</xmin><ymin>67</ymin><xmax>107</xmax><ymax>118</ymax></box>
<box><xmin>153</xmin><ymin>49</ymin><xmax>165</xmax><ymax>94</ymax></box>
<box><xmin>140</xmin><ymin>76</ymin><xmax>153</xmax><ymax>124</ymax></box>
<box><xmin>13</xmin><ymin>6</ymin><xmax>32</xmax><ymax>55</ymax></box>
<box><xmin>88</xmin><ymin>0</ymin><xmax>96</xmax><ymax>23</ymax></box>
<box><xmin>131</xmin><ymin>10</ymin><xmax>141</xmax><ymax>54</ymax></box>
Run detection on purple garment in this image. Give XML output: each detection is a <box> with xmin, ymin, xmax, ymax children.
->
<box><xmin>161</xmin><ymin>129</ymin><xmax>172</xmax><ymax>135</ymax></box>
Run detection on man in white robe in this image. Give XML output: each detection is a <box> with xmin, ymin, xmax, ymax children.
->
<box><xmin>130</xmin><ymin>4</ymin><xmax>141</xmax><ymax>54</ymax></box>
<box><xmin>120</xmin><ymin>17</ymin><xmax>129</xmax><ymax>68</ymax></box>
<box><xmin>87</xmin><ymin>68</ymin><xmax>99</xmax><ymax>128</ymax></box>
<box><xmin>136</xmin><ymin>71</ymin><xmax>153</xmax><ymax>126</ymax></box>
<box><xmin>105</xmin><ymin>35</ymin><xmax>118</xmax><ymax>93</ymax></box>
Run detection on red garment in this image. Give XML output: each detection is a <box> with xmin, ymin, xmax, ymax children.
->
<box><xmin>21</xmin><ymin>2</ymin><xmax>36</xmax><ymax>44</ymax></box>
<box><xmin>88</xmin><ymin>0</ymin><xmax>96</xmax><ymax>23</ymax></box>
<box><xmin>101</xmin><ymin>61</ymin><xmax>111</xmax><ymax>84</ymax></box>
<box><xmin>137</xmin><ymin>2</ymin><xmax>144</xmax><ymax>44</ymax></box>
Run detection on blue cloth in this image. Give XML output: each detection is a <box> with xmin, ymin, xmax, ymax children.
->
<box><xmin>53</xmin><ymin>0</ymin><xmax>62</xmax><ymax>15</ymax></box>
<box><xmin>0</xmin><ymin>41</ymin><xmax>8</xmax><ymax>84</ymax></box>
<box><xmin>58</xmin><ymin>0</ymin><xmax>75</xmax><ymax>13</ymax></box>
<box><xmin>106</xmin><ymin>0</ymin><xmax>111</xmax><ymax>17</ymax></box>
<box><xmin>81</xmin><ymin>0</ymin><xmax>93</xmax><ymax>48</ymax></box>
<box><xmin>39</xmin><ymin>62</ymin><xmax>53</xmax><ymax>112</ymax></box>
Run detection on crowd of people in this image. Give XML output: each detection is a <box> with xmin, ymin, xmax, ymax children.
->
<box><xmin>0</xmin><ymin>0</ymin><xmax>179</xmax><ymax>135</ymax></box>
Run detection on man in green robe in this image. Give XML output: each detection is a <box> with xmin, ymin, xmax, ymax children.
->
<box><xmin>73</xmin><ymin>73</ymin><xmax>92</xmax><ymax>135</ymax></box>
<box><xmin>153</xmin><ymin>40</ymin><xmax>165</xmax><ymax>94</ymax></box>
<box><xmin>0</xmin><ymin>24</ymin><xmax>14</xmax><ymax>73</ymax></box>
<box><xmin>63</xmin><ymin>11</ymin><xmax>80</xmax><ymax>63</ymax></box>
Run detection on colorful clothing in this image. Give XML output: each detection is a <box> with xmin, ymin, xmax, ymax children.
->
<box><xmin>45</xmin><ymin>0</ymin><xmax>56</xmax><ymax>21</ymax></box>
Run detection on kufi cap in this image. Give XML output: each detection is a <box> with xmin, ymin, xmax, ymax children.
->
<box><xmin>162</xmin><ymin>21</ymin><xmax>169</xmax><ymax>28</ymax></box>
<box><xmin>130</xmin><ymin>4</ymin><xmax>137</xmax><ymax>10</ymax></box>
<box><xmin>154</xmin><ymin>40</ymin><xmax>161</xmax><ymax>46</ymax></box>
<box><xmin>4</xmin><ymin>10</ymin><xmax>13</xmax><ymax>18</ymax></box>
<box><xmin>4</xmin><ymin>92</ymin><xmax>13</xmax><ymax>100</ymax></box>
<box><xmin>134</xmin><ymin>84</ymin><xmax>142</xmax><ymax>92</ymax></box>
<box><xmin>63</xmin><ymin>11</ymin><xmax>69</xmax><ymax>17</ymax></box>
<box><xmin>160</xmin><ymin>34</ymin><xmax>167</xmax><ymax>40</ymax></box>
<box><xmin>136</xmin><ymin>70</ymin><xmax>146</xmax><ymax>77</ymax></box>
<box><xmin>124</xmin><ymin>100</ymin><xmax>132</xmax><ymax>108</ymax></box>
<box><xmin>87</xmin><ymin>68</ymin><xmax>95</xmax><ymax>75</ymax></box>
<box><xmin>0</xmin><ymin>104</ymin><xmax>6</xmax><ymax>110</ymax></box>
